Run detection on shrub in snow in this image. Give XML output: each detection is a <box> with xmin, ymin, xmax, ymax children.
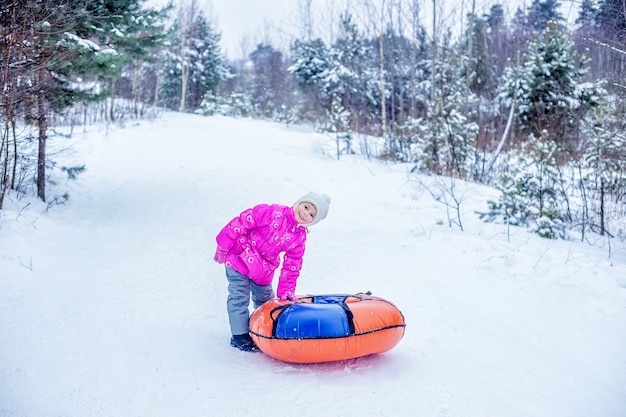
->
<box><xmin>479</xmin><ymin>142</ymin><xmax>569</xmax><ymax>240</ymax></box>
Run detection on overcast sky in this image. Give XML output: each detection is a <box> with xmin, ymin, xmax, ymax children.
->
<box><xmin>207</xmin><ymin>0</ymin><xmax>298</xmax><ymax>59</ymax></box>
<box><xmin>152</xmin><ymin>0</ymin><xmax>581</xmax><ymax>60</ymax></box>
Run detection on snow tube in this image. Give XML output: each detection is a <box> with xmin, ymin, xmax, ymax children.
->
<box><xmin>249</xmin><ymin>292</ymin><xmax>406</xmax><ymax>363</ymax></box>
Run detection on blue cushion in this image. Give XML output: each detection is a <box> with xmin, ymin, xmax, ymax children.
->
<box><xmin>274</xmin><ymin>303</ymin><xmax>350</xmax><ymax>339</ymax></box>
<box><xmin>312</xmin><ymin>295</ymin><xmax>348</xmax><ymax>304</ymax></box>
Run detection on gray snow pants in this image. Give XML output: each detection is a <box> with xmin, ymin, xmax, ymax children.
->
<box><xmin>225</xmin><ymin>266</ymin><xmax>275</xmax><ymax>335</ymax></box>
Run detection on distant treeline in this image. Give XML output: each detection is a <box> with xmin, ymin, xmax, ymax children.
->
<box><xmin>1</xmin><ymin>0</ymin><xmax>625</xmax><ymax>242</ymax></box>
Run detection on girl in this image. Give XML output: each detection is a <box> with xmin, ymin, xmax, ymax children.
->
<box><xmin>214</xmin><ymin>192</ymin><xmax>331</xmax><ymax>351</ymax></box>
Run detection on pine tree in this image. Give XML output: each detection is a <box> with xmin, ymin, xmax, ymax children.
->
<box><xmin>581</xmin><ymin>102</ymin><xmax>626</xmax><ymax>237</ymax></box>
<box><xmin>289</xmin><ymin>38</ymin><xmax>330</xmax><ymax>89</ymax></box>
<box><xmin>288</xmin><ymin>38</ymin><xmax>330</xmax><ymax>120</ymax></box>
<box><xmin>5</xmin><ymin>0</ymin><xmax>166</xmax><ymax>201</ymax></box>
<box><xmin>161</xmin><ymin>12</ymin><xmax>228</xmax><ymax>112</ymax></box>
<box><xmin>325</xmin><ymin>95</ymin><xmax>352</xmax><ymax>160</ymax></box>
<box><xmin>479</xmin><ymin>136</ymin><xmax>569</xmax><ymax>239</ymax></box>
<box><xmin>576</xmin><ymin>0</ymin><xmax>598</xmax><ymax>29</ymax></box>
<box><xmin>289</xmin><ymin>14</ymin><xmax>373</xmax><ymax>128</ymax></box>
<box><xmin>527</xmin><ymin>0</ymin><xmax>564</xmax><ymax>31</ymax></box>
<box><xmin>187</xmin><ymin>14</ymin><xmax>229</xmax><ymax>110</ymax></box>
<box><xmin>485</xmin><ymin>4</ymin><xmax>510</xmax><ymax>73</ymax></box>
<box><xmin>248</xmin><ymin>44</ymin><xmax>288</xmax><ymax>117</ymax></box>
<box><xmin>330</xmin><ymin>13</ymin><xmax>372</xmax><ymax>130</ymax></box>
<box><xmin>501</xmin><ymin>21</ymin><xmax>600</xmax><ymax>156</ymax></box>
<box><xmin>479</xmin><ymin>153</ymin><xmax>538</xmax><ymax>230</ymax></box>
<box><xmin>572</xmin><ymin>0</ymin><xmax>601</xmax><ymax>79</ymax></box>
<box><xmin>461</xmin><ymin>14</ymin><xmax>498</xmax><ymax>99</ymax></box>
<box><xmin>510</xmin><ymin>6</ymin><xmax>533</xmax><ymax>52</ymax></box>
<box><xmin>410</xmin><ymin>42</ymin><xmax>479</xmax><ymax>178</ymax></box>
<box><xmin>596</xmin><ymin>0</ymin><xmax>626</xmax><ymax>37</ymax></box>
<box><xmin>373</xmin><ymin>27</ymin><xmax>429</xmax><ymax>131</ymax></box>
<box><xmin>160</xmin><ymin>21</ymin><xmax>184</xmax><ymax>111</ymax></box>
<box><xmin>103</xmin><ymin>3</ymin><xmax>172</xmax><ymax>120</ymax></box>
<box><xmin>595</xmin><ymin>0</ymin><xmax>626</xmax><ymax>96</ymax></box>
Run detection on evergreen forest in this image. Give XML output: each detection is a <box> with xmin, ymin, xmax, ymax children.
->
<box><xmin>1</xmin><ymin>0</ymin><xmax>625</xmax><ymax>242</ymax></box>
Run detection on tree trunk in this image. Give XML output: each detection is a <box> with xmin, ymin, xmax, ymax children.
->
<box><xmin>1</xmin><ymin>2</ymin><xmax>17</xmax><ymax>209</ymax></box>
<box><xmin>599</xmin><ymin>177</ymin><xmax>605</xmax><ymax>236</ymax></box>
<box><xmin>466</xmin><ymin>0</ymin><xmax>476</xmax><ymax>88</ymax></box>
<box><xmin>486</xmin><ymin>52</ymin><xmax>519</xmax><ymax>175</ymax></box>
<box><xmin>431</xmin><ymin>0</ymin><xmax>436</xmax><ymax>104</ymax></box>
<box><xmin>37</xmin><ymin>53</ymin><xmax>47</xmax><ymax>202</ymax></box>
<box><xmin>153</xmin><ymin>71</ymin><xmax>160</xmax><ymax>109</ymax></box>
<box><xmin>179</xmin><ymin>61</ymin><xmax>188</xmax><ymax>112</ymax></box>
<box><xmin>132</xmin><ymin>66</ymin><xmax>140</xmax><ymax>118</ymax></box>
<box><xmin>379</xmin><ymin>0</ymin><xmax>386</xmax><ymax>137</ymax></box>
<box><xmin>110</xmin><ymin>80</ymin><xmax>116</xmax><ymax>122</ymax></box>
<box><xmin>0</xmin><ymin>124</ymin><xmax>7</xmax><ymax>210</ymax></box>
<box><xmin>11</xmin><ymin>120</ymin><xmax>17</xmax><ymax>190</ymax></box>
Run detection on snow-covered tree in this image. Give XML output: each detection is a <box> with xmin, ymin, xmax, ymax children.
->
<box><xmin>330</xmin><ymin>13</ymin><xmax>373</xmax><ymax>130</ymax></box>
<box><xmin>161</xmin><ymin>10</ymin><xmax>228</xmax><ymax>112</ymax></box>
<box><xmin>248</xmin><ymin>44</ymin><xmax>288</xmax><ymax>117</ymax></box>
<box><xmin>0</xmin><ymin>0</ymin><xmax>168</xmax><ymax>202</ymax></box>
<box><xmin>480</xmin><ymin>134</ymin><xmax>570</xmax><ymax>239</ymax></box>
<box><xmin>372</xmin><ymin>27</ymin><xmax>430</xmax><ymax>128</ymax></box>
<box><xmin>460</xmin><ymin>14</ymin><xmax>499</xmax><ymax>99</ymax></box>
<box><xmin>289</xmin><ymin>13</ymin><xmax>373</xmax><ymax>129</ymax></box>
<box><xmin>501</xmin><ymin>21</ymin><xmax>600</xmax><ymax>155</ymax></box>
<box><xmin>594</xmin><ymin>0</ymin><xmax>626</xmax><ymax>97</ymax></box>
<box><xmin>580</xmin><ymin>101</ymin><xmax>626</xmax><ymax>237</ymax></box>
<box><xmin>108</xmin><ymin>4</ymin><xmax>172</xmax><ymax>120</ymax></box>
<box><xmin>409</xmin><ymin>43</ymin><xmax>479</xmax><ymax>178</ymax></box>
<box><xmin>527</xmin><ymin>0</ymin><xmax>564</xmax><ymax>31</ymax></box>
<box><xmin>186</xmin><ymin>14</ymin><xmax>229</xmax><ymax>110</ymax></box>
<box><xmin>288</xmin><ymin>38</ymin><xmax>331</xmax><ymax>120</ymax></box>
<box><xmin>324</xmin><ymin>95</ymin><xmax>352</xmax><ymax>160</ymax></box>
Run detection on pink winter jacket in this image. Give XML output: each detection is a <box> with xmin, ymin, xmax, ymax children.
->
<box><xmin>214</xmin><ymin>204</ymin><xmax>307</xmax><ymax>298</ymax></box>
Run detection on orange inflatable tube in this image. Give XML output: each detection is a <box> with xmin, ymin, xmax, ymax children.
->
<box><xmin>249</xmin><ymin>292</ymin><xmax>406</xmax><ymax>363</ymax></box>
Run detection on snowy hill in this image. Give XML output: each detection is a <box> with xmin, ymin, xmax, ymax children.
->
<box><xmin>1</xmin><ymin>112</ymin><xmax>626</xmax><ymax>417</ymax></box>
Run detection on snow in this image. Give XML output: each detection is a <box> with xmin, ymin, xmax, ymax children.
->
<box><xmin>63</xmin><ymin>32</ymin><xmax>101</xmax><ymax>51</ymax></box>
<box><xmin>1</xmin><ymin>112</ymin><xmax>626</xmax><ymax>417</ymax></box>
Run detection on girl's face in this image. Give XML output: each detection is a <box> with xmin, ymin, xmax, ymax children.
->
<box><xmin>294</xmin><ymin>202</ymin><xmax>318</xmax><ymax>225</ymax></box>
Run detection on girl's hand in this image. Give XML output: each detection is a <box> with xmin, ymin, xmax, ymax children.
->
<box><xmin>214</xmin><ymin>248</ymin><xmax>227</xmax><ymax>263</ymax></box>
<box><xmin>279</xmin><ymin>292</ymin><xmax>298</xmax><ymax>302</ymax></box>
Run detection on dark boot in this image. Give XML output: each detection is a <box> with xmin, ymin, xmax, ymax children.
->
<box><xmin>230</xmin><ymin>333</ymin><xmax>259</xmax><ymax>352</ymax></box>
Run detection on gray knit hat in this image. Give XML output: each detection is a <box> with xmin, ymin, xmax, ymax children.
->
<box><xmin>294</xmin><ymin>192</ymin><xmax>331</xmax><ymax>226</ymax></box>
